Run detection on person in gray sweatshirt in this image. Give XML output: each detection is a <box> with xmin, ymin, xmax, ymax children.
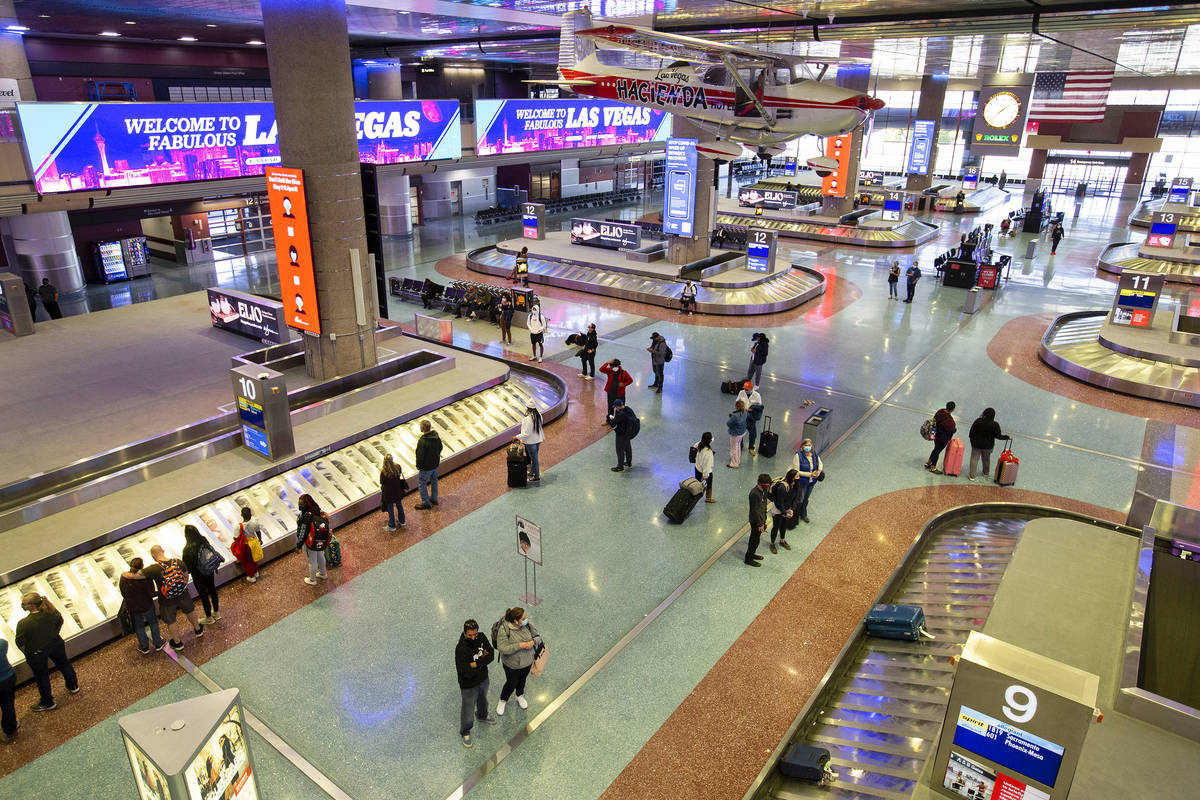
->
<box><xmin>493</xmin><ymin>606</ymin><xmax>542</xmax><ymax>716</ymax></box>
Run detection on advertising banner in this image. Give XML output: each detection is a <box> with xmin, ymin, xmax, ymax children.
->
<box><xmin>1112</xmin><ymin>272</ymin><xmax>1165</xmax><ymax>328</ymax></box>
<box><xmin>1168</xmin><ymin>177</ymin><xmax>1192</xmax><ymax>204</ymax></box>
<box><xmin>972</xmin><ymin>84</ymin><xmax>1033</xmax><ymax>157</ymax></box>
<box><xmin>517</xmin><ymin>515</ymin><xmax>543</xmax><ymax>566</ymax></box>
<box><xmin>17</xmin><ymin>99</ymin><xmax>462</xmax><ymax>194</ymax></box>
<box><xmin>185</xmin><ymin>704</ymin><xmax>259</xmax><ymax>799</ymax></box>
<box><xmin>474</xmin><ymin>98</ymin><xmax>670</xmax><ymax>156</ymax></box>
<box><xmin>663</xmin><ymin>137</ymin><xmax>697</xmax><ymax>237</ymax></box>
<box><xmin>738</xmin><ymin>188</ymin><xmax>799</xmax><ymax>210</ymax></box>
<box><xmin>570</xmin><ymin>218</ymin><xmax>641</xmax><ymax>250</ymax></box>
<box><xmin>907</xmin><ymin>119</ymin><xmax>935</xmax><ymax>175</ymax></box>
<box><xmin>882</xmin><ymin>190</ymin><xmax>905</xmax><ymax>222</ymax></box>
<box><xmin>207</xmin><ymin>287</ymin><xmax>287</xmax><ymax>344</ymax></box>
<box><xmin>1148</xmin><ymin>211</ymin><xmax>1178</xmax><ymax>248</ymax></box>
<box><xmin>821</xmin><ymin>132</ymin><xmax>853</xmax><ymax>197</ymax></box>
<box><xmin>265</xmin><ymin>167</ymin><xmax>319</xmax><ymax>334</ymax></box>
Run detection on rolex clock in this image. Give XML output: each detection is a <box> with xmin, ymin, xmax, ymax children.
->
<box><xmin>982</xmin><ymin>91</ymin><xmax>1021</xmax><ymax>129</ymax></box>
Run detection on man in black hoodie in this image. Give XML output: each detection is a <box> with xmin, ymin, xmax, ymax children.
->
<box><xmin>414</xmin><ymin>419</ymin><xmax>443</xmax><ymax>509</ymax></box>
<box><xmin>455</xmin><ymin>619</ymin><xmax>496</xmax><ymax>747</ymax></box>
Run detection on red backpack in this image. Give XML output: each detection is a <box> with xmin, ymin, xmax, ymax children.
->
<box><xmin>305</xmin><ymin>514</ymin><xmax>332</xmax><ymax>551</ymax></box>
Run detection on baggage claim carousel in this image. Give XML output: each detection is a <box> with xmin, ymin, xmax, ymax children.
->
<box><xmin>0</xmin><ymin>325</ymin><xmax>567</xmax><ymax>677</ymax></box>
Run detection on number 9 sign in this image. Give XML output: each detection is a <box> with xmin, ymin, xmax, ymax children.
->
<box><xmin>1003</xmin><ymin>684</ymin><xmax>1038</xmax><ymax>724</ymax></box>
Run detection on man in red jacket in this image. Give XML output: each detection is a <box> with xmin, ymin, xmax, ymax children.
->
<box><xmin>599</xmin><ymin>358</ymin><xmax>633</xmax><ymax>415</ymax></box>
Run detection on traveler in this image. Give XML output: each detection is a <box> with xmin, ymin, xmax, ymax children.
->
<box><xmin>498</xmin><ymin>295</ymin><xmax>515</xmax><ymax>345</ymax></box>
<box><xmin>144</xmin><ymin>545</ymin><xmax>203</xmax><ymax>650</ymax></box>
<box><xmin>379</xmin><ymin>454</ymin><xmax>408</xmax><ymax>530</ymax></box>
<box><xmin>38</xmin><ymin>279</ymin><xmax>62</xmax><ymax>319</ymax></box>
<box><xmin>968</xmin><ymin>407</ymin><xmax>1012</xmax><ymax>482</ymax></box>
<box><xmin>494</xmin><ymin>607</ymin><xmax>541</xmax><ymax>715</ymax></box>
<box><xmin>768</xmin><ymin>470</ymin><xmax>800</xmax><ymax>553</ymax></box>
<box><xmin>456</xmin><ymin>286</ymin><xmax>476</xmax><ymax>319</ymax></box>
<box><xmin>527</xmin><ymin>304</ymin><xmax>548</xmax><ymax>363</ymax></box>
<box><xmin>15</xmin><ymin>593</ymin><xmax>79</xmax><ymax>712</ymax></box>
<box><xmin>1050</xmin><ymin>222</ymin><xmax>1065</xmax><ymax>255</ymax></box>
<box><xmin>512</xmin><ymin>246</ymin><xmax>529</xmax><ymax>286</ymax></box>
<box><xmin>578</xmin><ymin>323</ymin><xmax>598</xmax><ymax>380</ymax></box>
<box><xmin>606</xmin><ymin>398</ymin><xmax>638</xmax><ymax>472</ymax></box>
<box><xmin>455</xmin><ymin>619</ymin><xmax>497</xmax><ymax>748</ymax></box>
<box><xmin>904</xmin><ymin>262</ymin><xmax>922</xmax><ymax>303</ymax></box>
<box><xmin>295</xmin><ymin>493</ymin><xmax>332</xmax><ymax>585</ymax></box>
<box><xmin>746</xmin><ymin>333</ymin><xmax>769</xmax><ymax>386</ymax></box>
<box><xmin>414</xmin><ymin>419</ymin><xmax>443</xmax><ymax>509</ymax></box>
<box><xmin>647</xmin><ymin>332</ymin><xmax>668</xmax><ymax>393</ymax></box>
<box><xmin>516</xmin><ymin>404</ymin><xmax>545</xmax><ymax>482</ymax></box>
<box><xmin>182</xmin><ymin>524</ymin><xmax>222</xmax><ymax>625</ymax></box>
<box><xmin>680</xmin><ymin>280</ymin><xmax>698</xmax><ymax>315</ymax></box>
<box><xmin>791</xmin><ymin>439</ymin><xmax>824</xmax><ymax>523</ymax></box>
<box><xmin>925</xmin><ymin>401</ymin><xmax>957</xmax><ymax>473</ymax></box>
<box><xmin>119</xmin><ymin>558</ymin><xmax>166</xmax><ymax>654</ymax></box>
<box><xmin>736</xmin><ymin>382</ymin><xmax>763</xmax><ymax>455</ymax></box>
<box><xmin>955</xmin><ymin>189</ymin><xmax>965</xmax><ymax>211</ymax></box>
<box><xmin>999</xmin><ymin>217</ymin><xmax>1011</xmax><ymax>237</ymax></box>
<box><xmin>0</xmin><ymin>634</ymin><xmax>15</xmax><ymax>742</ymax></box>
<box><xmin>726</xmin><ymin>400</ymin><xmax>748</xmax><ymax>468</ymax></box>
<box><xmin>693</xmin><ymin>431</ymin><xmax>716</xmax><ymax>503</ymax></box>
<box><xmin>599</xmin><ymin>358</ymin><xmax>633</xmax><ymax>415</ymax></box>
<box><xmin>888</xmin><ymin>260</ymin><xmax>900</xmax><ymax>300</ymax></box>
<box><xmin>746</xmin><ymin>473</ymin><xmax>772</xmax><ymax>566</ymax></box>
<box><xmin>233</xmin><ymin>507</ymin><xmax>262</xmax><ymax>583</ymax></box>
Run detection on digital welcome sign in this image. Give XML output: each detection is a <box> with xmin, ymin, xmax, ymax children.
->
<box><xmin>17</xmin><ymin>99</ymin><xmax>462</xmax><ymax>194</ymax></box>
<box><xmin>474</xmin><ymin>98</ymin><xmax>670</xmax><ymax>156</ymax></box>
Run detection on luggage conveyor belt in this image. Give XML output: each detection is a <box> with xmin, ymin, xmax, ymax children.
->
<box><xmin>1129</xmin><ymin>200</ymin><xmax>1200</xmax><ymax>232</ymax></box>
<box><xmin>1097</xmin><ymin>242</ymin><xmax>1200</xmax><ymax>285</ymax></box>
<box><xmin>746</xmin><ymin>504</ymin><xmax>1137</xmax><ymax>800</ymax></box>
<box><xmin>466</xmin><ymin>246</ymin><xmax>824</xmax><ymax>315</ymax></box>
<box><xmin>1039</xmin><ymin>311</ymin><xmax>1200</xmax><ymax>407</ymax></box>
<box><xmin>0</xmin><ymin>361</ymin><xmax>566</xmax><ymax>673</ymax></box>
<box><xmin>714</xmin><ymin>213</ymin><xmax>939</xmax><ymax>248</ymax></box>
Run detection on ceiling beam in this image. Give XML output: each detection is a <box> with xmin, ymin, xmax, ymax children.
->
<box><xmin>346</xmin><ymin>0</ymin><xmax>560</xmax><ymax>29</ymax></box>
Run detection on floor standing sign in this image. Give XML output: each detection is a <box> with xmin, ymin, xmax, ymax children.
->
<box><xmin>745</xmin><ymin>229</ymin><xmax>776</xmax><ymax>273</ymax></box>
<box><xmin>929</xmin><ymin>632</ymin><xmax>1100</xmax><ymax>800</ymax></box>
<box><xmin>882</xmin><ymin>191</ymin><xmax>905</xmax><ymax>222</ymax></box>
<box><xmin>663</xmin><ymin>137</ymin><xmax>698</xmax><ymax>237</ymax></box>
<box><xmin>0</xmin><ymin>272</ymin><xmax>34</xmax><ymax>336</ymax></box>
<box><xmin>264</xmin><ymin>167</ymin><xmax>319</xmax><ymax>334</ymax></box>
<box><xmin>522</xmin><ymin>202</ymin><xmax>546</xmax><ymax>240</ymax></box>
<box><xmin>517</xmin><ymin>515</ymin><xmax>543</xmax><ymax>606</ymax></box>
<box><xmin>230</xmin><ymin>364</ymin><xmax>294</xmax><ymax>461</ymax></box>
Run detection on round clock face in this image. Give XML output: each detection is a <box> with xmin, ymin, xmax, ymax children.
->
<box><xmin>983</xmin><ymin>92</ymin><xmax>1021</xmax><ymax>129</ymax></box>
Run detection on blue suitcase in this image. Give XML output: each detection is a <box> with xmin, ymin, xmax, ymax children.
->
<box><xmin>865</xmin><ymin>604</ymin><xmax>927</xmax><ymax>641</ymax></box>
<box><xmin>779</xmin><ymin>743</ymin><xmax>830</xmax><ymax>782</ymax></box>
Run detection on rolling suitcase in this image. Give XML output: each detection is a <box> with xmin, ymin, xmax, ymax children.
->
<box><xmin>325</xmin><ymin>535</ymin><xmax>342</xmax><ymax>568</ymax></box>
<box><xmin>995</xmin><ymin>442</ymin><xmax>1019</xmax><ymax>486</ymax></box>
<box><xmin>865</xmin><ymin>604</ymin><xmax>931</xmax><ymax>641</ymax></box>
<box><xmin>663</xmin><ymin>477</ymin><xmax>705</xmax><ymax>523</ymax></box>
<box><xmin>779</xmin><ymin>743</ymin><xmax>832</xmax><ymax>783</ymax></box>
<box><xmin>507</xmin><ymin>444</ymin><xmax>528</xmax><ymax>488</ymax></box>
<box><xmin>757</xmin><ymin>415</ymin><xmax>779</xmax><ymax>458</ymax></box>
<box><xmin>942</xmin><ymin>437</ymin><xmax>964</xmax><ymax>476</ymax></box>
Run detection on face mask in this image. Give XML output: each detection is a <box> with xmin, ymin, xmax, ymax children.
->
<box><xmin>803</xmin><ymin>445</ymin><xmax>813</xmax><ymax>453</ymax></box>
<box><xmin>520</xmin><ymin>618</ymin><xmax>530</xmax><ymax>627</ymax></box>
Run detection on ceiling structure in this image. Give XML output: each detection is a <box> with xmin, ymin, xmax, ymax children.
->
<box><xmin>11</xmin><ymin>0</ymin><xmax>1200</xmax><ymax>79</ymax></box>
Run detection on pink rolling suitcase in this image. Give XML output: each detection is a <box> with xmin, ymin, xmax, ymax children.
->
<box><xmin>942</xmin><ymin>437</ymin><xmax>964</xmax><ymax>476</ymax></box>
<box><xmin>995</xmin><ymin>443</ymin><xmax>1019</xmax><ymax>485</ymax></box>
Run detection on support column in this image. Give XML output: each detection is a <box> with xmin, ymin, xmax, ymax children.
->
<box><xmin>821</xmin><ymin>60</ymin><xmax>871</xmax><ymax>218</ymax></box>
<box><xmin>377</xmin><ymin>172</ymin><xmax>413</xmax><ymax>237</ymax></box>
<box><xmin>905</xmin><ymin>73</ymin><xmax>948</xmax><ymax>194</ymax></box>
<box><xmin>667</xmin><ymin>117</ymin><xmax>712</xmax><ymax>265</ymax></box>
<box><xmin>261</xmin><ymin>0</ymin><xmax>377</xmax><ymax>379</ymax></box>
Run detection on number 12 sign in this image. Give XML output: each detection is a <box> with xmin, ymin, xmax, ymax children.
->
<box><xmin>1148</xmin><ymin>211</ymin><xmax>1178</xmax><ymax>248</ymax></box>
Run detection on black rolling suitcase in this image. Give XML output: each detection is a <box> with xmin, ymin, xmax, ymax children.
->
<box><xmin>663</xmin><ymin>477</ymin><xmax>705</xmax><ymax>523</ymax></box>
<box><xmin>757</xmin><ymin>415</ymin><xmax>778</xmax><ymax>457</ymax></box>
<box><xmin>507</xmin><ymin>444</ymin><xmax>528</xmax><ymax>488</ymax></box>
<box><xmin>720</xmin><ymin>379</ymin><xmax>740</xmax><ymax>394</ymax></box>
<box><xmin>779</xmin><ymin>743</ymin><xmax>834</xmax><ymax>784</ymax></box>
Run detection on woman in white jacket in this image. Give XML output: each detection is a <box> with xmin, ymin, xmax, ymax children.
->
<box><xmin>527</xmin><ymin>304</ymin><xmax>548</xmax><ymax>363</ymax></box>
<box><xmin>693</xmin><ymin>431</ymin><xmax>716</xmax><ymax>503</ymax></box>
<box><xmin>515</xmin><ymin>404</ymin><xmax>545</xmax><ymax>482</ymax></box>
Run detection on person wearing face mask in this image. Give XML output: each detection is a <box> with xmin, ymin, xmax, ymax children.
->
<box><xmin>515</xmin><ymin>404</ymin><xmax>545</xmax><ymax>482</ymax></box>
<box><xmin>768</xmin><ymin>469</ymin><xmax>800</xmax><ymax>554</ymax></box>
<box><xmin>790</xmin><ymin>438</ymin><xmax>824</xmax><ymax>523</ymax></box>
<box><xmin>493</xmin><ymin>607</ymin><xmax>541</xmax><ymax>715</ymax></box>
<box><xmin>454</xmin><ymin>619</ymin><xmax>496</xmax><ymax>748</ymax></box>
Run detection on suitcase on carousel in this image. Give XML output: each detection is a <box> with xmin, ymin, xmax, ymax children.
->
<box><xmin>865</xmin><ymin>604</ymin><xmax>929</xmax><ymax>641</ymax></box>
<box><xmin>757</xmin><ymin>415</ymin><xmax>779</xmax><ymax>458</ymax></box>
<box><xmin>995</xmin><ymin>442</ymin><xmax>1019</xmax><ymax>486</ymax></box>
<box><xmin>779</xmin><ymin>743</ymin><xmax>831</xmax><ymax>782</ymax></box>
<box><xmin>507</xmin><ymin>445</ymin><xmax>528</xmax><ymax>488</ymax></box>
<box><xmin>942</xmin><ymin>437</ymin><xmax>964</xmax><ymax>476</ymax></box>
<box><xmin>664</xmin><ymin>477</ymin><xmax>705</xmax><ymax>524</ymax></box>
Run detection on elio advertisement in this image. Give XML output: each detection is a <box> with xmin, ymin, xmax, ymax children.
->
<box><xmin>570</xmin><ymin>218</ymin><xmax>641</xmax><ymax>251</ymax></box>
<box><xmin>17</xmin><ymin>99</ymin><xmax>462</xmax><ymax>194</ymax></box>
<box><xmin>738</xmin><ymin>188</ymin><xmax>799</xmax><ymax>210</ymax></box>
<box><xmin>474</xmin><ymin>98</ymin><xmax>670</xmax><ymax>156</ymax></box>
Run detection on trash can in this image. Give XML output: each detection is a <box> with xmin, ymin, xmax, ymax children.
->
<box><xmin>917</xmin><ymin>196</ymin><xmax>927</xmax><ymax>211</ymax></box>
<box><xmin>964</xmin><ymin>287</ymin><xmax>984</xmax><ymax>314</ymax></box>
<box><xmin>803</xmin><ymin>407</ymin><xmax>833</xmax><ymax>454</ymax></box>
<box><xmin>1025</xmin><ymin>239</ymin><xmax>1038</xmax><ymax>260</ymax></box>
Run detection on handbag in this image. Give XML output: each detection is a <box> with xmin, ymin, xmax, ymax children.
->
<box><xmin>816</xmin><ymin>471</ymin><xmax>826</xmax><ymax>482</ymax></box>
<box><xmin>530</xmin><ymin>640</ymin><xmax>549</xmax><ymax>676</ymax></box>
<box><xmin>117</xmin><ymin>599</ymin><xmax>134</xmax><ymax>636</ymax></box>
<box><xmin>247</xmin><ymin>536</ymin><xmax>264</xmax><ymax>562</ymax></box>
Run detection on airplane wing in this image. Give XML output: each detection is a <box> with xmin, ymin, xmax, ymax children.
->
<box><xmin>576</xmin><ymin>23</ymin><xmax>803</xmax><ymax>69</ymax></box>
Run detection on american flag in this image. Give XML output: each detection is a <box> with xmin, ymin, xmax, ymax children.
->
<box><xmin>1028</xmin><ymin>71</ymin><xmax>1114</xmax><ymax>122</ymax></box>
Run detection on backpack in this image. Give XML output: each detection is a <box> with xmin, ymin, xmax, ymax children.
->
<box><xmin>491</xmin><ymin>619</ymin><xmax>505</xmax><ymax>650</ymax></box>
<box><xmin>920</xmin><ymin>418</ymin><xmax>936</xmax><ymax>440</ymax></box>
<box><xmin>688</xmin><ymin>445</ymin><xmax>698</xmax><ymax>464</ymax></box>
<box><xmin>159</xmin><ymin>559</ymin><xmax>188</xmax><ymax>599</ymax></box>
<box><xmin>197</xmin><ymin>544</ymin><xmax>222</xmax><ymax>575</ymax></box>
<box><xmin>624</xmin><ymin>410</ymin><xmax>641</xmax><ymax>439</ymax></box>
<box><xmin>305</xmin><ymin>514</ymin><xmax>332</xmax><ymax>551</ymax></box>
<box><xmin>325</xmin><ymin>534</ymin><xmax>342</xmax><ymax>568</ymax></box>
<box><xmin>664</xmin><ymin>344</ymin><xmax>673</xmax><ymax>363</ymax></box>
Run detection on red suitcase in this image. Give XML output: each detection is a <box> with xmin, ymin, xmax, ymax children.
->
<box><xmin>942</xmin><ymin>437</ymin><xmax>964</xmax><ymax>476</ymax></box>
<box><xmin>995</xmin><ymin>443</ymin><xmax>1019</xmax><ymax>485</ymax></box>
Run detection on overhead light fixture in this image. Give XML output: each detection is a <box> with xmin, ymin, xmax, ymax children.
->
<box><xmin>5</xmin><ymin>25</ymin><xmax>29</xmax><ymax>32</ymax></box>
<box><xmin>246</xmin><ymin>39</ymin><xmax>264</xmax><ymax>45</ymax></box>
<box><xmin>99</xmin><ymin>31</ymin><xmax>121</xmax><ymax>37</ymax></box>
<box><xmin>124</xmin><ymin>20</ymin><xmax>136</xmax><ymax>25</ymax></box>
<box><xmin>179</xmin><ymin>36</ymin><xmax>197</xmax><ymax>41</ymax></box>
<box><xmin>378</xmin><ymin>30</ymin><xmax>388</xmax><ymax>34</ymax></box>
<box><xmin>206</xmin><ymin>24</ymin><xmax>217</xmax><ymax>28</ymax></box>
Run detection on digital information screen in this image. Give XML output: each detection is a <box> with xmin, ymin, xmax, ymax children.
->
<box><xmin>1113</xmin><ymin>272</ymin><xmax>1165</xmax><ymax>328</ymax></box>
<box><xmin>184</xmin><ymin>704</ymin><xmax>258</xmax><ymax>800</ymax></box>
<box><xmin>237</xmin><ymin>397</ymin><xmax>265</xmax><ymax>428</ymax></box>
<box><xmin>784</xmin><ymin>157</ymin><xmax>797</xmax><ymax>176</ymax></box>
<box><xmin>821</xmin><ymin>133</ymin><xmax>853</xmax><ymax>197</ymax></box>
<box><xmin>17</xmin><ymin>99</ymin><xmax>462</xmax><ymax>194</ymax></box>
<box><xmin>907</xmin><ymin>119</ymin><xmax>935</xmax><ymax>175</ymax></box>
<box><xmin>265</xmin><ymin>167</ymin><xmax>319</xmax><ymax>334</ymax></box>
<box><xmin>241</xmin><ymin>424</ymin><xmax>271</xmax><ymax>458</ymax></box>
<box><xmin>663</xmin><ymin>137</ymin><xmax>697</xmax><ymax>237</ymax></box>
<box><xmin>1168</xmin><ymin>177</ymin><xmax>1192</xmax><ymax>204</ymax></box>
<box><xmin>474</xmin><ymin>98</ymin><xmax>669</xmax><ymax>156</ymax></box>
<box><xmin>522</xmin><ymin>203</ymin><xmax>540</xmax><ymax>239</ymax></box>
<box><xmin>882</xmin><ymin>191</ymin><xmax>904</xmax><ymax>222</ymax></box>
<box><xmin>952</xmin><ymin>705</ymin><xmax>1065</xmax><ymax>788</ymax></box>
<box><xmin>1148</xmin><ymin>211</ymin><xmax>1178</xmax><ymax>247</ymax></box>
<box><xmin>746</xmin><ymin>229</ymin><xmax>772</xmax><ymax>273</ymax></box>
<box><xmin>963</xmin><ymin>166</ymin><xmax>980</xmax><ymax>190</ymax></box>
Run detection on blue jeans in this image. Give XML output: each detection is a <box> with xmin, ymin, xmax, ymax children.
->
<box><xmin>132</xmin><ymin>608</ymin><xmax>164</xmax><ymax>651</ymax></box>
<box><xmin>747</xmin><ymin>417</ymin><xmax>758</xmax><ymax>449</ymax></box>
<box><xmin>418</xmin><ymin>468</ymin><xmax>438</xmax><ymax>504</ymax></box>
<box><xmin>459</xmin><ymin>677</ymin><xmax>490</xmax><ymax>735</ymax></box>
<box><xmin>797</xmin><ymin>482</ymin><xmax>816</xmax><ymax>518</ymax></box>
<box><xmin>526</xmin><ymin>442</ymin><xmax>541</xmax><ymax>480</ymax></box>
<box><xmin>384</xmin><ymin>499</ymin><xmax>405</xmax><ymax>527</ymax></box>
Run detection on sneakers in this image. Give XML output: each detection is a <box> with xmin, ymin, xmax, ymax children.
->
<box><xmin>30</xmin><ymin>702</ymin><xmax>56</xmax><ymax>712</ymax></box>
<box><xmin>385</xmin><ymin>525</ymin><xmax>397</xmax><ymax>531</ymax></box>
<box><xmin>317</xmin><ymin>573</ymin><xmax>327</xmax><ymax>580</ymax></box>
<box><xmin>245</xmin><ymin>576</ymin><xmax>257</xmax><ymax>583</ymax></box>
<box><xmin>155</xmin><ymin>641</ymin><xmax>168</xmax><ymax>651</ymax></box>
<box><xmin>515</xmin><ymin>695</ymin><xmax>528</xmax><ymax>709</ymax></box>
<box><xmin>769</xmin><ymin>543</ymin><xmax>778</xmax><ymax>554</ymax></box>
<box><xmin>462</xmin><ymin>733</ymin><xmax>473</xmax><ymax>748</ymax></box>
<box><xmin>212</xmin><ymin>612</ymin><xmax>222</xmax><ymax>621</ymax></box>
<box><xmin>68</xmin><ymin>685</ymin><xmax>80</xmax><ymax>694</ymax></box>
<box><xmin>480</xmin><ymin>715</ymin><xmax>498</xmax><ymax>724</ymax></box>
<box><xmin>194</xmin><ymin>627</ymin><xmax>204</xmax><ymax>637</ymax></box>
<box><xmin>779</xmin><ymin>540</ymin><xmax>792</xmax><ymax>550</ymax></box>
<box><xmin>584</xmin><ymin>375</ymin><xmax>594</xmax><ymax>381</ymax></box>
<box><xmin>929</xmin><ymin>468</ymin><xmax>943</xmax><ymax>475</ymax></box>
<box><xmin>169</xmin><ymin>639</ymin><xmax>184</xmax><ymax>650</ymax></box>
<box><xmin>414</xmin><ymin>503</ymin><xmax>431</xmax><ymax>510</ymax></box>
<box><xmin>537</xmin><ymin>357</ymin><xmax>543</xmax><ymax>363</ymax></box>
<box><xmin>496</xmin><ymin>700</ymin><xmax>506</xmax><ymax>716</ymax></box>
<box><xmin>199</xmin><ymin>617</ymin><xmax>216</xmax><ymax>625</ymax></box>
<box><xmin>749</xmin><ymin>448</ymin><xmax>757</xmax><ymax>455</ymax></box>
<box><xmin>304</xmin><ymin>577</ymin><xmax>318</xmax><ymax>585</ymax></box>
<box><xmin>138</xmin><ymin>647</ymin><xmax>151</xmax><ymax>655</ymax></box>
<box><xmin>578</xmin><ymin>373</ymin><xmax>586</xmax><ymax>378</ymax></box>
<box><xmin>611</xmin><ymin>466</ymin><xmax>624</xmax><ymax>472</ymax></box>
<box><xmin>968</xmin><ymin>476</ymin><xmax>976</xmax><ymax>482</ymax></box>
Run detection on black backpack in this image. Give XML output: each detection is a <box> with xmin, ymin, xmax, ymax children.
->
<box><xmin>624</xmin><ymin>410</ymin><xmax>641</xmax><ymax>439</ymax></box>
<box><xmin>664</xmin><ymin>344</ymin><xmax>673</xmax><ymax>363</ymax></box>
<box><xmin>305</xmin><ymin>515</ymin><xmax>332</xmax><ymax>551</ymax></box>
<box><xmin>688</xmin><ymin>445</ymin><xmax>697</xmax><ymax>463</ymax></box>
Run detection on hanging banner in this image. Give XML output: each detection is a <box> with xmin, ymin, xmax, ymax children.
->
<box><xmin>17</xmin><ymin>99</ymin><xmax>462</xmax><ymax>194</ymax></box>
<box><xmin>663</xmin><ymin>137</ymin><xmax>697</xmax><ymax>237</ymax></box>
<box><xmin>265</xmin><ymin>167</ymin><xmax>319</xmax><ymax>334</ymax></box>
<box><xmin>907</xmin><ymin>119</ymin><xmax>935</xmax><ymax>175</ymax></box>
<box><xmin>821</xmin><ymin>132</ymin><xmax>853</xmax><ymax>197</ymax></box>
<box><xmin>473</xmin><ymin>98</ymin><xmax>670</xmax><ymax>156</ymax></box>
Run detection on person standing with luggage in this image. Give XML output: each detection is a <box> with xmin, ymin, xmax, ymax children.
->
<box><xmin>726</xmin><ymin>400</ymin><xmax>749</xmax><ymax>468</ymax></box>
<box><xmin>599</xmin><ymin>358</ymin><xmax>633</xmax><ymax>415</ymax></box>
<box><xmin>414</xmin><ymin>419</ymin><xmax>443</xmax><ymax>509</ymax></box>
<box><xmin>904</xmin><ymin>262</ymin><xmax>922</xmax><ymax>303</ymax></box>
<box><xmin>925</xmin><ymin>401</ymin><xmax>957</xmax><ymax>473</ymax></box>
<box><xmin>494</xmin><ymin>607</ymin><xmax>540</xmax><ymax>715</ymax></box>
<box><xmin>746</xmin><ymin>473</ymin><xmax>772</xmax><ymax>566</ymax></box>
<box><xmin>791</xmin><ymin>439</ymin><xmax>823</xmax><ymax>523</ymax></box>
<box><xmin>606</xmin><ymin>398</ymin><xmax>638</xmax><ymax>472</ymax></box>
<box><xmin>527</xmin><ymin>304</ymin><xmax>548</xmax><ymax>363</ymax></box>
<box><xmin>768</xmin><ymin>470</ymin><xmax>800</xmax><ymax>553</ymax></box>
<box><xmin>144</xmin><ymin>545</ymin><xmax>203</xmax><ymax>650</ymax></box>
<box><xmin>647</xmin><ymin>332</ymin><xmax>668</xmax><ymax>393</ymax></box>
<box><xmin>295</xmin><ymin>493</ymin><xmax>331</xmax><ymax>585</ymax></box>
<box><xmin>38</xmin><ymin>279</ymin><xmax>63</xmax><ymax>319</ymax></box>
<box><xmin>516</xmin><ymin>404</ymin><xmax>544</xmax><ymax>482</ymax></box>
<box><xmin>888</xmin><ymin>260</ymin><xmax>901</xmax><ymax>300</ymax></box>
<box><xmin>0</xmin><ymin>635</ymin><xmax>16</xmax><ymax>742</ymax></box>
<box><xmin>1050</xmin><ymin>222</ymin><xmax>1065</xmax><ymax>255</ymax></box>
<box><xmin>379</xmin><ymin>454</ymin><xmax>408</xmax><ymax>530</ymax></box>
<box><xmin>746</xmin><ymin>333</ymin><xmax>769</xmax><ymax>386</ymax></box>
<box><xmin>232</xmin><ymin>507</ymin><xmax>262</xmax><ymax>583</ymax></box>
<box><xmin>15</xmin><ymin>593</ymin><xmax>79</xmax><ymax>712</ymax></box>
<box><xmin>181</xmin><ymin>525</ymin><xmax>222</xmax><ymax>625</ymax></box>
<box><xmin>578</xmin><ymin>323</ymin><xmax>597</xmax><ymax>381</ymax></box>
<box><xmin>967</xmin><ymin>407</ymin><xmax>1012</xmax><ymax>482</ymax></box>
<box><xmin>120</xmin><ymin>558</ymin><xmax>166</xmax><ymax>654</ymax></box>
<box><xmin>498</xmin><ymin>295</ymin><xmax>515</xmax><ymax>345</ymax></box>
<box><xmin>511</xmin><ymin>246</ymin><xmax>530</xmax><ymax>286</ymax></box>
<box><xmin>680</xmin><ymin>280</ymin><xmax>698</xmax><ymax>315</ymax></box>
<box><xmin>736</xmin><ymin>382</ymin><xmax>763</xmax><ymax>455</ymax></box>
<box><xmin>693</xmin><ymin>431</ymin><xmax>716</xmax><ymax>503</ymax></box>
<box><xmin>455</xmin><ymin>619</ymin><xmax>496</xmax><ymax>748</ymax></box>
